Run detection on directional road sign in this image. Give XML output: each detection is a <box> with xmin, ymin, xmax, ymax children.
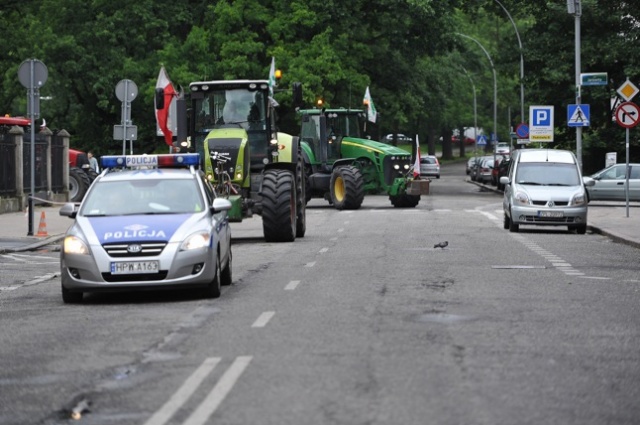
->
<box><xmin>614</xmin><ymin>102</ymin><xmax>640</xmax><ymax>129</ymax></box>
<box><xmin>529</xmin><ymin>105</ymin><xmax>554</xmax><ymax>142</ymax></box>
<box><xmin>567</xmin><ymin>104</ymin><xmax>590</xmax><ymax>127</ymax></box>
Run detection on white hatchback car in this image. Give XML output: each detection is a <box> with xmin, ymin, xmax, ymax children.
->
<box><xmin>500</xmin><ymin>149</ymin><xmax>595</xmax><ymax>234</ymax></box>
<box><xmin>59</xmin><ymin>153</ymin><xmax>233</xmax><ymax>303</ymax></box>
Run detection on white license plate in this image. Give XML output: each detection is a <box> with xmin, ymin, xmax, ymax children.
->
<box><xmin>538</xmin><ymin>211</ymin><xmax>564</xmax><ymax>218</ymax></box>
<box><xmin>111</xmin><ymin>261</ymin><xmax>159</xmax><ymax>275</ymax></box>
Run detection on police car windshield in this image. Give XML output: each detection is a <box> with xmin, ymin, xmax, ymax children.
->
<box><xmin>81</xmin><ymin>179</ymin><xmax>204</xmax><ymax>216</ymax></box>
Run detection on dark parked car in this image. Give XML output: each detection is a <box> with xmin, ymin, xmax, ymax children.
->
<box><xmin>496</xmin><ymin>156</ymin><xmax>511</xmax><ymax>190</ymax></box>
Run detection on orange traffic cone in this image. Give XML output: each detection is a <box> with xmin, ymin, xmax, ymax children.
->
<box><xmin>36</xmin><ymin>211</ymin><xmax>49</xmax><ymax>237</ymax></box>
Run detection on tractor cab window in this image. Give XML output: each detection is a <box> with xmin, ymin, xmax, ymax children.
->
<box><xmin>194</xmin><ymin>89</ymin><xmax>267</xmax><ymax>133</ymax></box>
<box><xmin>327</xmin><ymin>113</ymin><xmax>361</xmax><ymax>139</ymax></box>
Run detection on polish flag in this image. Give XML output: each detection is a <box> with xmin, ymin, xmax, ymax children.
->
<box><xmin>155</xmin><ymin>67</ymin><xmax>176</xmax><ymax>146</ymax></box>
<box><xmin>413</xmin><ymin>134</ymin><xmax>421</xmax><ymax>179</ymax></box>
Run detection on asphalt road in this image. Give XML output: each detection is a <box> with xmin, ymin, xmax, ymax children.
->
<box><xmin>1</xmin><ymin>161</ymin><xmax>639</xmax><ymax>425</ymax></box>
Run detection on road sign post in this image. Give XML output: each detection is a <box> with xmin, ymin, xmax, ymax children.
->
<box><xmin>18</xmin><ymin>59</ymin><xmax>48</xmax><ymax>236</ymax></box>
<box><xmin>114</xmin><ymin>79</ymin><xmax>138</xmax><ymax>154</ymax></box>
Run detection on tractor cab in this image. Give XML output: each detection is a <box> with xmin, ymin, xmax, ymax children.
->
<box><xmin>299</xmin><ymin>109</ymin><xmax>366</xmax><ymax>173</ymax></box>
<box><xmin>190</xmin><ymin>80</ymin><xmax>275</xmax><ymax>171</ymax></box>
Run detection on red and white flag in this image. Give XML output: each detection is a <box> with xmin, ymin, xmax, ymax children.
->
<box><xmin>155</xmin><ymin>66</ymin><xmax>176</xmax><ymax>146</ymax></box>
<box><xmin>413</xmin><ymin>134</ymin><xmax>421</xmax><ymax>179</ymax></box>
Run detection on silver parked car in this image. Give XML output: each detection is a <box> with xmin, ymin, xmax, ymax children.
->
<box><xmin>420</xmin><ymin>155</ymin><xmax>440</xmax><ymax>178</ymax></box>
<box><xmin>586</xmin><ymin>163</ymin><xmax>640</xmax><ymax>202</ymax></box>
<box><xmin>500</xmin><ymin>149</ymin><xmax>595</xmax><ymax>234</ymax></box>
<box><xmin>59</xmin><ymin>153</ymin><xmax>233</xmax><ymax>303</ymax></box>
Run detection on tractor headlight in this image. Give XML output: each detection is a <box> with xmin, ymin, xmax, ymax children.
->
<box><xmin>394</xmin><ymin>164</ymin><xmax>400</xmax><ymax>170</ymax></box>
<box><xmin>404</xmin><ymin>164</ymin><xmax>410</xmax><ymax>170</ymax></box>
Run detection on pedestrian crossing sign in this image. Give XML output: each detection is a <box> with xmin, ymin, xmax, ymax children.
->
<box><xmin>567</xmin><ymin>104</ymin><xmax>590</xmax><ymax>127</ymax></box>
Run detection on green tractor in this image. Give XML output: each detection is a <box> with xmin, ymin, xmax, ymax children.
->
<box><xmin>299</xmin><ymin>108</ymin><xmax>425</xmax><ymax>209</ymax></box>
<box><xmin>160</xmin><ymin>80</ymin><xmax>306</xmax><ymax>242</ymax></box>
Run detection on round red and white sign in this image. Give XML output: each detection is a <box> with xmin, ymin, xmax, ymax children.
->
<box><xmin>615</xmin><ymin>102</ymin><xmax>640</xmax><ymax>128</ymax></box>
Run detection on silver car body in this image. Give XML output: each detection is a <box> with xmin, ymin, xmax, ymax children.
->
<box><xmin>500</xmin><ymin>149</ymin><xmax>594</xmax><ymax>233</ymax></box>
<box><xmin>60</xmin><ymin>154</ymin><xmax>232</xmax><ymax>301</ymax></box>
<box><xmin>420</xmin><ymin>155</ymin><xmax>440</xmax><ymax>178</ymax></box>
<box><xmin>587</xmin><ymin>163</ymin><xmax>640</xmax><ymax>201</ymax></box>
<box><xmin>495</xmin><ymin>142</ymin><xmax>510</xmax><ymax>155</ymax></box>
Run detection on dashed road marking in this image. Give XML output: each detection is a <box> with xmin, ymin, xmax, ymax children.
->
<box><xmin>284</xmin><ymin>280</ymin><xmax>300</xmax><ymax>290</ymax></box>
<box><xmin>319</xmin><ymin>247</ymin><xmax>329</xmax><ymax>254</ymax></box>
<box><xmin>252</xmin><ymin>311</ymin><xmax>275</xmax><ymax>328</ymax></box>
<box><xmin>305</xmin><ymin>262</ymin><xmax>316</xmax><ymax>267</ymax></box>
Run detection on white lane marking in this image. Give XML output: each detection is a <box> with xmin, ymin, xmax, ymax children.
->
<box><xmin>252</xmin><ymin>311</ymin><xmax>275</xmax><ymax>328</ymax></box>
<box><xmin>579</xmin><ymin>276</ymin><xmax>612</xmax><ymax>280</ymax></box>
<box><xmin>143</xmin><ymin>357</ymin><xmax>220</xmax><ymax>425</ymax></box>
<box><xmin>23</xmin><ymin>273</ymin><xmax>59</xmax><ymax>286</ymax></box>
<box><xmin>305</xmin><ymin>262</ymin><xmax>316</xmax><ymax>267</ymax></box>
<box><xmin>478</xmin><ymin>211</ymin><xmax>498</xmax><ymax>221</ymax></box>
<box><xmin>319</xmin><ymin>247</ymin><xmax>329</xmax><ymax>254</ymax></box>
<box><xmin>284</xmin><ymin>280</ymin><xmax>300</xmax><ymax>290</ymax></box>
<box><xmin>330</xmin><ymin>237</ymin><xmax>338</xmax><ymax>241</ymax></box>
<box><xmin>182</xmin><ymin>356</ymin><xmax>253</xmax><ymax>425</ymax></box>
<box><xmin>337</xmin><ymin>228</ymin><xmax>344</xmax><ymax>233</ymax></box>
<box><xmin>433</xmin><ymin>209</ymin><xmax>452</xmax><ymax>212</ymax></box>
<box><xmin>1</xmin><ymin>253</ymin><xmax>58</xmax><ymax>265</ymax></box>
<box><xmin>0</xmin><ymin>286</ymin><xmax>20</xmax><ymax>291</ymax></box>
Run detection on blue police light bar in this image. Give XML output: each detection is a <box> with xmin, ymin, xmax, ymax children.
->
<box><xmin>101</xmin><ymin>153</ymin><xmax>200</xmax><ymax>169</ymax></box>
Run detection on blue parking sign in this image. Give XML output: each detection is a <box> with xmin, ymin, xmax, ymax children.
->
<box><xmin>529</xmin><ymin>105</ymin><xmax>554</xmax><ymax>142</ymax></box>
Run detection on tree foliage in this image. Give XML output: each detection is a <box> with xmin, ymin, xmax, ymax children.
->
<box><xmin>0</xmin><ymin>0</ymin><xmax>638</xmax><ymax>168</ymax></box>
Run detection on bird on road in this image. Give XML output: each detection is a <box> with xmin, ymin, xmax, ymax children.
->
<box><xmin>434</xmin><ymin>241</ymin><xmax>448</xmax><ymax>249</ymax></box>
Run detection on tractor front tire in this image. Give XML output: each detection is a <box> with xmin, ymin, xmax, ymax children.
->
<box><xmin>261</xmin><ymin>169</ymin><xmax>297</xmax><ymax>242</ymax></box>
<box><xmin>330</xmin><ymin>165</ymin><xmax>364</xmax><ymax>210</ymax></box>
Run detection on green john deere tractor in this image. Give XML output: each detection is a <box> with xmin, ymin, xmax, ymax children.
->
<box><xmin>159</xmin><ymin>80</ymin><xmax>306</xmax><ymax>242</ymax></box>
<box><xmin>299</xmin><ymin>108</ymin><xmax>425</xmax><ymax>209</ymax></box>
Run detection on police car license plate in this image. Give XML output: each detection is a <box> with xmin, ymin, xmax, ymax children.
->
<box><xmin>538</xmin><ymin>211</ymin><xmax>564</xmax><ymax>218</ymax></box>
<box><xmin>111</xmin><ymin>261</ymin><xmax>159</xmax><ymax>275</ymax></box>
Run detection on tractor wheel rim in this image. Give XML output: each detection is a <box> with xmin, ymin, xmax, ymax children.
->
<box><xmin>334</xmin><ymin>176</ymin><xmax>345</xmax><ymax>201</ymax></box>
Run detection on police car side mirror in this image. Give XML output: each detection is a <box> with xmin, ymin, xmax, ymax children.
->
<box><xmin>60</xmin><ymin>202</ymin><xmax>78</xmax><ymax>219</ymax></box>
<box><xmin>212</xmin><ymin>198</ymin><xmax>233</xmax><ymax>213</ymax></box>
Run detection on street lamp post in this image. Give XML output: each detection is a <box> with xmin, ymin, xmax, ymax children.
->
<box><xmin>456</xmin><ymin>33</ymin><xmax>497</xmax><ymax>163</ymax></box>
<box><xmin>461</xmin><ymin>67</ymin><xmax>478</xmax><ymax>158</ymax></box>
<box><xmin>568</xmin><ymin>0</ymin><xmax>582</xmax><ymax>170</ymax></box>
<box><xmin>493</xmin><ymin>0</ymin><xmax>524</xmax><ymax>124</ymax></box>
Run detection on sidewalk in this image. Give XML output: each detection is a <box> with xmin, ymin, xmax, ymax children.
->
<box><xmin>0</xmin><ymin>198</ymin><xmax>639</xmax><ymax>254</ymax></box>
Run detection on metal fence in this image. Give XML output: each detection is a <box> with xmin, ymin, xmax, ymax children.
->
<box><xmin>0</xmin><ymin>132</ymin><xmax>17</xmax><ymax>196</ymax></box>
<box><xmin>22</xmin><ymin>133</ymin><xmax>48</xmax><ymax>192</ymax></box>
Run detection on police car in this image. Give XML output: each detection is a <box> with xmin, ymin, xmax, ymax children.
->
<box><xmin>59</xmin><ymin>153</ymin><xmax>233</xmax><ymax>303</ymax></box>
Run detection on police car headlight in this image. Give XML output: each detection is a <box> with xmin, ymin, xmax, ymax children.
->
<box><xmin>181</xmin><ymin>232</ymin><xmax>211</xmax><ymax>251</ymax></box>
<box><xmin>64</xmin><ymin>236</ymin><xmax>89</xmax><ymax>255</ymax></box>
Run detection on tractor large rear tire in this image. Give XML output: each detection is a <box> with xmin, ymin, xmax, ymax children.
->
<box><xmin>295</xmin><ymin>149</ymin><xmax>306</xmax><ymax>238</ymax></box>
<box><xmin>69</xmin><ymin>167</ymin><xmax>91</xmax><ymax>202</ymax></box>
<box><xmin>261</xmin><ymin>169</ymin><xmax>297</xmax><ymax>242</ymax></box>
<box><xmin>330</xmin><ymin>165</ymin><xmax>364</xmax><ymax>210</ymax></box>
